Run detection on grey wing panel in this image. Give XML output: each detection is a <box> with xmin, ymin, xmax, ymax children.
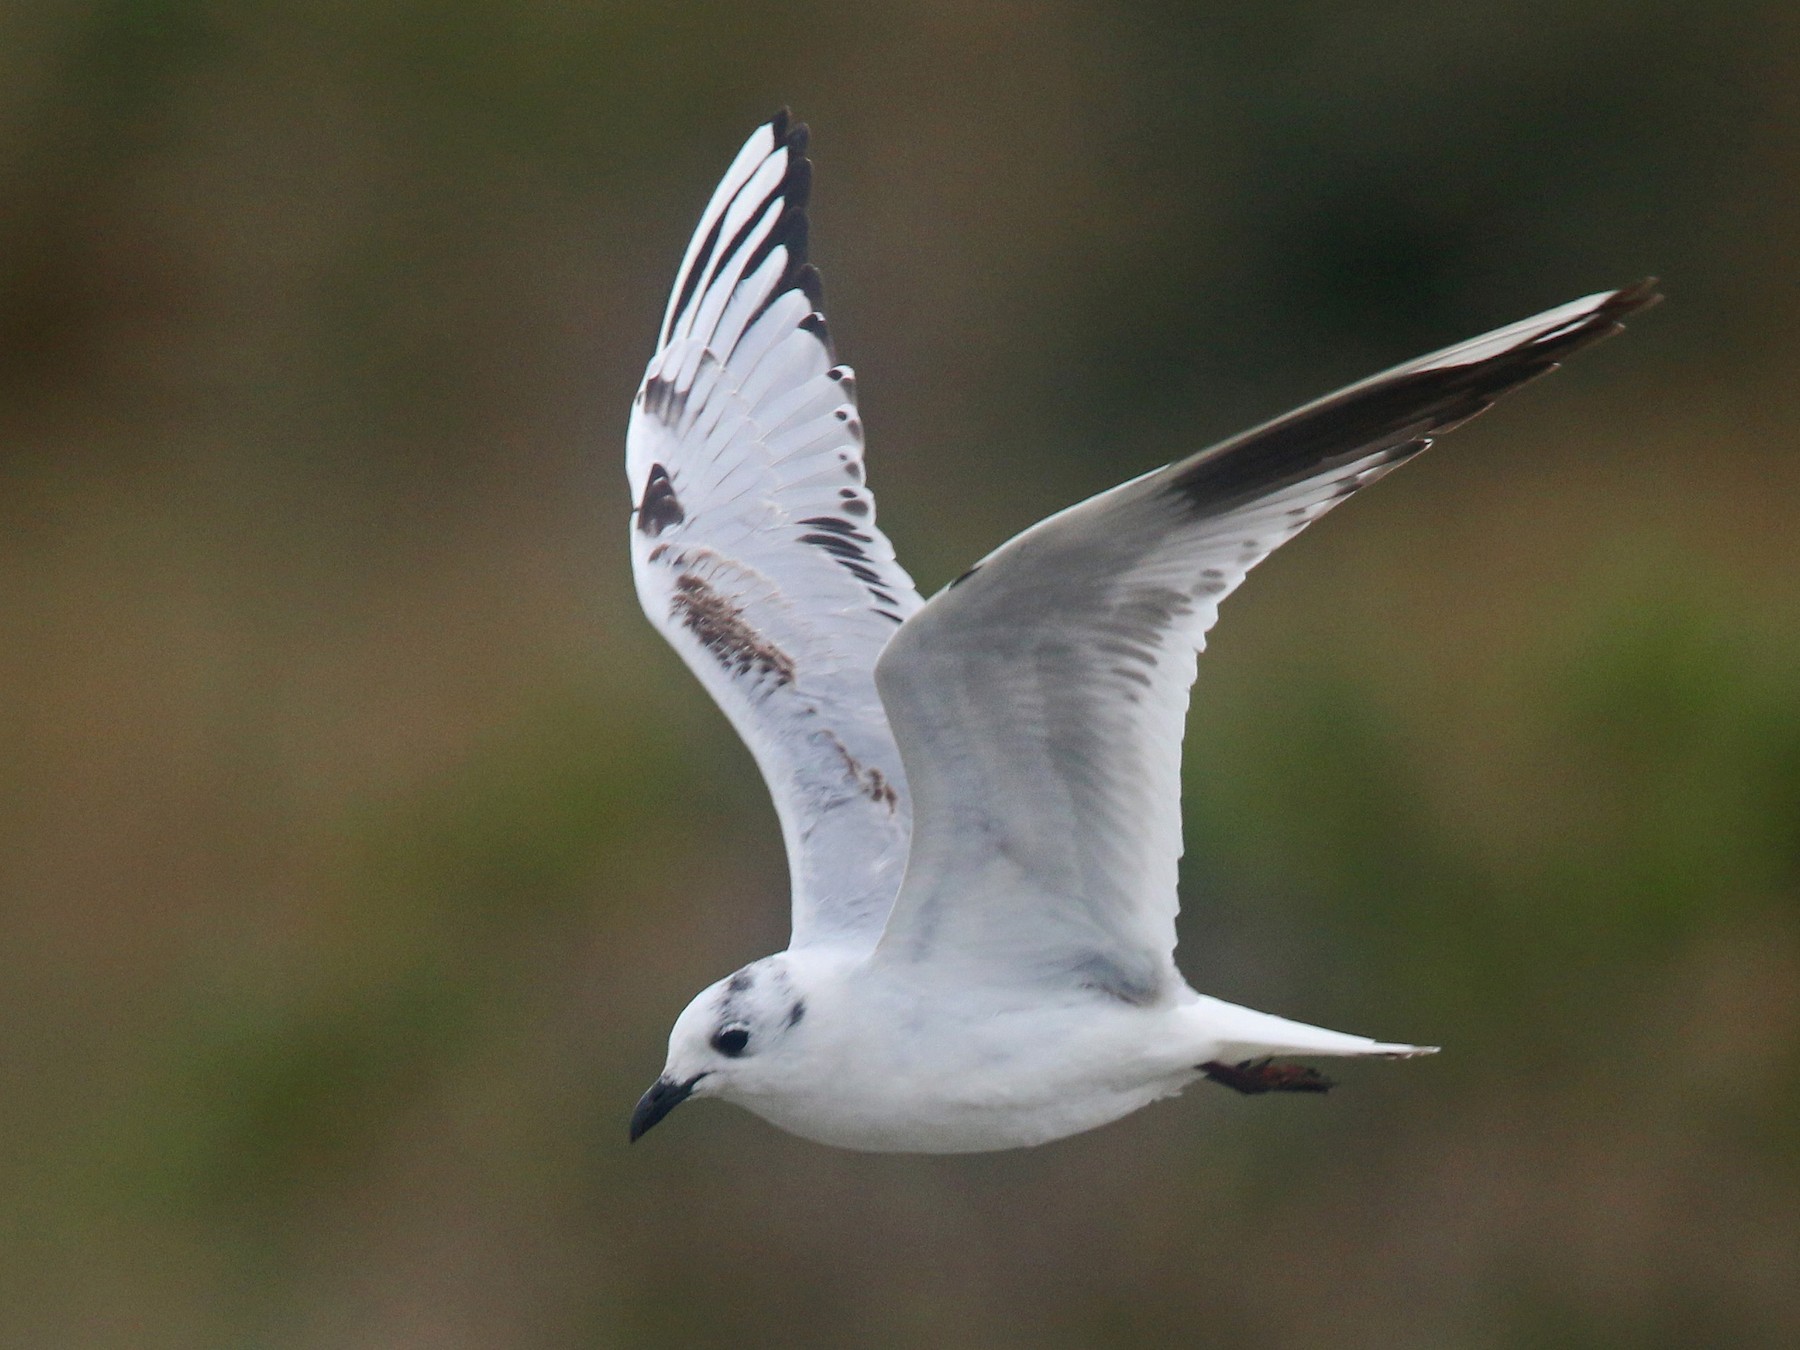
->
<box><xmin>872</xmin><ymin>282</ymin><xmax>1659</xmax><ymax>991</ymax></box>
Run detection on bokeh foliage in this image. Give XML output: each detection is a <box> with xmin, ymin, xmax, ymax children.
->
<box><xmin>2</xmin><ymin>1</ymin><xmax>1796</xmax><ymax>1346</ymax></box>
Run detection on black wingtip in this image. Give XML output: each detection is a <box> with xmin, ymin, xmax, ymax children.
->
<box><xmin>1534</xmin><ymin>277</ymin><xmax>1664</xmax><ymax>366</ymax></box>
<box><xmin>767</xmin><ymin>106</ymin><xmax>808</xmax><ymax>155</ymax></box>
<box><xmin>1576</xmin><ymin>278</ymin><xmax>1662</xmax><ymax>342</ymax></box>
<box><xmin>1607</xmin><ymin>276</ymin><xmax>1663</xmax><ymax>317</ymax></box>
<box><xmin>703</xmin><ymin>111</ymin><xmax>828</xmax><ymax>359</ymax></box>
<box><xmin>783</xmin><ymin>154</ymin><xmax>813</xmax><ymax>213</ymax></box>
<box><xmin>763</xmin><ymin>117</ymin><xmax>826</xmax><ymax>342</ymax></box>
<box><xmin>795</xmin><ymin>263</ymin><xmax>824</xmax><ymax>309</ymax></box>
<box><xmin>1160</xmin><ymin>280</ymin><xmax>1661</xmax><ymax>519</ymax></box>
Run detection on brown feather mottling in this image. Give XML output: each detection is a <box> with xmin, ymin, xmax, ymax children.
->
<box><xmin>828</xmin><ymin>734</ymin><xmax>899</xmax><ymax>812</ymax></box>
<box><xmin>670</xmin><ymin>574</ymin><xmax>797</xmax><ymax>686</ymax></box>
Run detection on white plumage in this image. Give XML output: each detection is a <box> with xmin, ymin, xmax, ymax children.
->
<box><xmin>626</xmin><ymin>113</ymin><xmax>1657</xmax><ymax>1152</ymax></box>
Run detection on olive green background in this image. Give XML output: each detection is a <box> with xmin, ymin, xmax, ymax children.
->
<box><xmin>3</xmin><ymin>2</ymin><xmax>1797</xmax><ymax>1346</ymax></box>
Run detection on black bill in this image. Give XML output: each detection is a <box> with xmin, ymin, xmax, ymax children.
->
<box><xmin>629</xmin><ymin>1074</ymin><xmax>702</xmax><ymax>1142</ymax></box>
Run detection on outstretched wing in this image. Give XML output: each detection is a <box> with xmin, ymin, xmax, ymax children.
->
<box><xmin>628</xmin><ymin>113</ymin><xmax>924</xmax><ymax>950</ymax></box>
<box><xmin>872</xmin><ymin>282</ymin><xmax>1660</xmax><ymax>1000</ymax></box>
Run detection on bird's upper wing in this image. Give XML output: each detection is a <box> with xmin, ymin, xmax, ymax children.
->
<box><xmin>871</xmin><ymin>282</ymin><xmax>1660</xmax><ymax>1001</ymax></box>
<box><xmin>628</xmin><ymin>113</ymin><xmax>924</xmax><ymax>950</ymax></box>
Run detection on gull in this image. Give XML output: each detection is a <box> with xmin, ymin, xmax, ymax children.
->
<box><xmin>624</xmin><ymin>111</ymin><xmax>1657</xmax><ymax>1153</ymax></box>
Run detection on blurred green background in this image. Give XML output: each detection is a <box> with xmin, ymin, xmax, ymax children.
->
<box><xmin>3</xmin><ymin>1</ymin><xmax>1797</xmax><ymax>1346</ymax></box>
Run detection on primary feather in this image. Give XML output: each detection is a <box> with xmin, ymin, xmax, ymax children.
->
<box><xmin>627</xmin><ymin>112</ymin><xmax>923</xmax><ymax>950</ymax></box>
<box><xmin>870</xmin><ymin>281</ymin><xmax>1659</xmax><ymax>998</ymax></box>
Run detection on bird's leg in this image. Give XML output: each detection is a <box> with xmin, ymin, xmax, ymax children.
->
<box><xmin>1200</xmin><ymin>1058</ymin><xmax>1334</xmax><ymax>1095</ymax></box>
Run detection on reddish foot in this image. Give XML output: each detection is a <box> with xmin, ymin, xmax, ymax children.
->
<box><xmin>1200</xmin><ymin>1058</ymin><xmax>1334</xmax><ymax>1095</ymax></box>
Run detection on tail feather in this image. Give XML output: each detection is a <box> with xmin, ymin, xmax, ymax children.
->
<box><xmin>1189</xmin><ymin>994</ymin><xmax>1439</xmax><ymax>1063</ymax></box>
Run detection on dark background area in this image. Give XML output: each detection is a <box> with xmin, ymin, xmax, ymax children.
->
<box><xmin>3</xmin><ymin>2</ymin><xmax>1797</xmax><ymax>1346</ymax></box>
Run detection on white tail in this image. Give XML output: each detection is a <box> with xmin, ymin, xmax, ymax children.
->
<box><xmin>1189</xmin><ymin>994</ymin><xmax>1440</xmax><ymax>1063</ymax></box>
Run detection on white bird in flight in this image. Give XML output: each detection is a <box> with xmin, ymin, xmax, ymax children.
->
<box><xmin>625</xmin><ymin>111</ymin><xmax>1656</xmax><ymax>1153</ymax></box>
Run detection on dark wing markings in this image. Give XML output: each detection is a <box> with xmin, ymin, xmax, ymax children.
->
<box><xmin>669</xmin><ymin>573</ymin><xmax>795</xmax><ymax>686</ymax></box>
<box><xmin>637</xmin><ymin>464</ymin><xmax>685</xmax><ymax>536</ymax></box>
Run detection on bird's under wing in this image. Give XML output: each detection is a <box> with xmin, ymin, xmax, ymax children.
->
<box><xmin>872</xmin><ymin>281</ymin><xmax>1660</xmax><ymax>1001</ymax></box>
<box><xmin>628</xmin><ymin>113</ymin><xmax>924</xmax><ymax>950</ymax></box>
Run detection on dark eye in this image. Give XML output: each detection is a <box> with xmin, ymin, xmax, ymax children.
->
<box><xmin>711</xmin><ymin>1026</ymin><xmax>750</xmax><ymax>1057</ymax></box>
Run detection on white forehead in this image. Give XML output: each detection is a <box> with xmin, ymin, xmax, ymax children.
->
<box><xmin>673</xmin><ymin>962</ymin><xmax>783</xmax><ymax>1038</ymax></box>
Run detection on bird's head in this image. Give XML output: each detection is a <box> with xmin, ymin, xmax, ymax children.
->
<box><xmin>629</xmin><ymin>955</ymin><xmax>812</xmax><ymax>1142</ymax></box>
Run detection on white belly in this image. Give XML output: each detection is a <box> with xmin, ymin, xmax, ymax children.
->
<box><xmin>739</xmin><ymin>1075</ymin><xmax>1192</xmax><ymax>1153</ymax></box>
<box><xmin>724</xmin><ymin>986</ymin><xmax>1206</xmax><ymax>1154</ymax></box>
